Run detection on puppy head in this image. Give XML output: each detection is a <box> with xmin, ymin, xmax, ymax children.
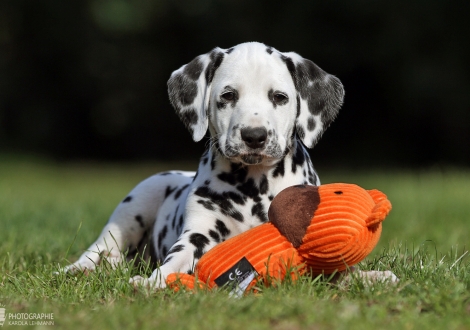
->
<box><xmin>168</xmin><ymin>42</ymin><xmax>344</xmax><ymax>166</ymax></box>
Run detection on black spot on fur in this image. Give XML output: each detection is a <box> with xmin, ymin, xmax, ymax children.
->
<box><xmin>167</xmin><ymin>244</ymin><xmax>184</xmax><ymax>256</ymax></box>
<box><xmin>174</xmin><ymin>184</ymin><xmax>190</xmax><ymax>200</ymax></box>
<box><xmin>134</xmin><ymin>215</ymin><xmax>145</xmax><ymax>228</ymax></box>
<box><xmin>307</xmin><ymin>116</ymin><xmax>315</xmax><ymax>132</ymax></box>
<box><xmin>165</xmin><ymin>186</ymin><xmax>177</xmax><ymax>198</ymax></box>
<box><xmin>268</xmin><ymin>195</ymin><xmax>274</xmax><ymax>201</ymax></box>
<box><xmin>183</xmin><ymin>57</ymin><xmax>204</xmax><ymax>81</ymax></box>
<box><xmin>259</xmin><ymin>175</ymin><xmax>268</xmax><ymax>195</ymax></box>
<box><xmin>204</xmin><ymin>180</ymin><xmax>210</xmax><ymax>185</ymax></box>
<box><xmin>178</xmin><ymin>215</ymin><xmax>184</xmax><ymax>228</ymax></box>
<box><xmin>180</xmin><ymin>109</ymin><xmax>198</xmax><ymax>127</ymax></box>
<box><xmin>217</xmin><ymin>101</ymin><xmax>227</xmax><ymax>109</ymax></box>
<box><xmin>225</xmin><ymin>191</ymin><xmax>246</xmax><ymax>205</ymax></box>
<box><xmin>252</xmin><ymin>202</ymin><xmax>268</xmax><ymax>222</ymax></box>
<box><xmin>296</xmin><ymin>94</ymin><xmax>301</xmax><ymax>118</ymax></box>
<box><xmin>197</xmin><ymin>199</ymin><xmax>215</xmax><ymax>211</ymax></box>
<box><xmin>172</xmin><ymin>206</ymin><xmax>180</xmax><ymax>229</ymax></box>
<box><xmin>292</xmin><ymin>143</ymin><xmax>306</xmax><ymax>174</ymax></box>
<box><xmin>273</xmin><ymin>158</ymin><xmax>285</xmax><ymax>178</ymax></box>
<box><xmin>157</xmin><ymin>225</ymin><xmax>168</xmax><ymax>249</ymax></box>
<box><xmin>217</xmin><ymin>163</ymin><xmax>248</xmax><ymax>185</ymax></box>
<box><xmin>312</xmin><ymin>98</ymin><xmax>326</xmax><ymax>115</ymax></box>
<box><xmin>307</xmin><ymin>166</ymin><xmax>315</xmax><ymax>183</ymax></box>
<box><xmin>195</xmin><ymin>187</ymin><xmax>244</xmax><ymax>222</ymax></box>
<box><xmin>189</xmin><ymin>233</ymin><xmax>210</xmax><ymax>259</ymax></box>
<box><xmin>296</xmin><ymin>125</ymin><xmax>305</xmax><ymax>141</ymax></box>
<box><xmin>236</xmin><ymin>178</ymin><xmax>259</xmax><ymax>199</ymax></box>
<box><xmin>168</xmin><ymin>73</ymin><xmax>198</xmax><ymax>107</ymax></box>
<box><xmin>281</xmin><ymin>55</ymin><xmax>298</xmax><ymax>90</ymax></box>
<box><xmin>162</xmin><ymin>256</ymin><xmax>173</xmax><ymax>265</ymax></box>
<box><xmin>159</xmin><ymin>172</ymin><xmax>172</xmax><ymax>176</ymax></box>
<box><xmin>205</xmin><ymin>51</ymin><xmax>224</xmax><ymax>85</ymax></box>
<box><xmin>209</xmin><ymin>230</ymin><xmax>220</xmax><ymax>243</ymax></box>
<box><xmin>215</xmin><ymin>219</ymin><xmax>231</xmax><ymax>237</ymax></box>
<box><xmin>122</xmin><ymin>196</ymin><xmax>132</xmax><ymax>203</ymax></box>
<box><xmin>162</xmin><ymin>245</ymin><xmax>168</xmax><ymax>257</ymax></box>
<box><xmin>266</xmin><ymin>47</ymin><xmax>273</xmax><ymax>54</ymax></box>
<box><xmin>226</xmin><ymin>47</ymin><xmax>235</xmax><ymax>54</ymax></box>
<box><xmin>217</xmin><ymin>172</ymin><xmax>235</xmax><ymax>185</ymax></box>
<box><xmin>210</xmin><ymin>152</ymin><xmax>216</xmax><ymax>170</ymax></box>
<box><xmin>304</xmin><ymin>60</ymin><xmax>324</xmax><ymax>79</ymax></box>
<box><xmin>299</xmin><ymin>60</ymin><xmax>343</xmax><ymax>124</ymax></box>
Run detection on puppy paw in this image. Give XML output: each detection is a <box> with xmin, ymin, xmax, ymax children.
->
<box><xmin>55</xmin><ymin>259</ymin><xmax>97</xmax><ymax>275</ymax></box>
<box><xmin>130</xmin><ymin>274</ymin><xmax>167</xmax><ymax>290</ymax></box>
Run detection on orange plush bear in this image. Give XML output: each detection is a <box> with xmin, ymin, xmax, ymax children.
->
<box><xmin>166</xmin><ymin>183</ymin><xmax>391</xmax><ymax>294</ymax></box>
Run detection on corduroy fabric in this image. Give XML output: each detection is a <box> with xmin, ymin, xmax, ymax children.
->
<box><xmin>166</xmin><ymin>183</ymin><xmax>391</xmax><ymax>292</ymax></box>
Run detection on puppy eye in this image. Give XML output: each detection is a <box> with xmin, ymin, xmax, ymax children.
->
<box><xmin>273</xmin><ymin>93</ymin><xmax>288</xmax><ymax>104</ymax></box>
<box><xmin>221</xmin><ymin>92</ymin><xmax>235</xmax><ymax>101</ymax></box>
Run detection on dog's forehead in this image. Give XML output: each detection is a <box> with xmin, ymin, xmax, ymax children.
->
<box><xmin>213</xmin><ymin>44</ymin><xmax>292</xmax><ymax>89</ymax></box>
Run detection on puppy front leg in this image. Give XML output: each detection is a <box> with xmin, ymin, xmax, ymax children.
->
<box><xmin>130</xmin><ymin>227</ymin><xmax>218</xmax><ymax>289</ymax></box>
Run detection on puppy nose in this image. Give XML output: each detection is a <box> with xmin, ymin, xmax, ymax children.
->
<box><xmin>241</xmin><ymin>127</ymin><xmax>268</xmax><ymax>149</ymax></box>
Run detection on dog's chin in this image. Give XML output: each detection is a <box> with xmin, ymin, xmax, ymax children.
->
<box><xmin>225</xmin><ymin>153</ymin><xmax>281</xmax><ymax>166</ymax></box>
<box><xmin>240</xmin><ymin>154</ymin><xmax>264</xmax><ymax>165</ymax></box>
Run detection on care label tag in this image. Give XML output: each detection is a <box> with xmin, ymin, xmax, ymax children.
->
<box><xmin>214</xmin><ymin>257</ymin><xmax>258</xmax><ymax>297</ymax></box>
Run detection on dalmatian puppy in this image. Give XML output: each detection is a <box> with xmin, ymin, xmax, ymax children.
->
<box><xmin>63</xmin><ymin>42</ymin><xmax>397</xmax><ymax>287</ymax></box>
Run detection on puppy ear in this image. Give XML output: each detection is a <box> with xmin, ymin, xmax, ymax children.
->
<box><xmin>168</xmin><ymin>49</ymin><xmax>225</xmax><ymax>142</ymax></box>
<box><xmin>279</xmin><ymin>52</ymin><xmax>345</xmax><ymax>148</ymax></box>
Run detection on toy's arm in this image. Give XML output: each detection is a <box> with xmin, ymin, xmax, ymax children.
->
<box><xmin>366</xmin><ymin>189</ymin><xmax>392</xmax><ymax>227</ymax></box>
<box><xmin>166</xmin><ymin>273</ymin><xmax>205</xmax><ymax>291</ymax></box>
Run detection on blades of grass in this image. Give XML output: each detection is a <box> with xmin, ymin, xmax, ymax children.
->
<box><xmin>450</xmin><ymin>250</ymin><xmax>468</xmax><ymax>270</ymax></box>
<box><xmin>63</xmin><ymin>221</ymin><xmax>83</xmax><ymax>263</ymax></box>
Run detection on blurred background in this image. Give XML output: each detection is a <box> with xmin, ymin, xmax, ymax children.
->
<box><xmin>1</xmin><ymin>0</ymin><xmax>469</xmax><ymax>168</ymax></box>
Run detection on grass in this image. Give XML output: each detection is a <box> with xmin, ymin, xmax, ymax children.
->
<box><xmin>1</xmin><ymin>155</ymin><xmax>469</xmax><ymax>329</ymax></box>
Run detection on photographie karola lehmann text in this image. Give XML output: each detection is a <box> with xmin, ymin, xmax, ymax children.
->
<box><xmin>1</xmin><ymin>310</ymin><xmax>55</xmax><ymax>327</ymax></box>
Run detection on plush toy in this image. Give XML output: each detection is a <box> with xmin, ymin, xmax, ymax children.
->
<box><xmin>165</xmin><ymin>183</ymin><xmax>391</xmax><ymax>294</ymax></box>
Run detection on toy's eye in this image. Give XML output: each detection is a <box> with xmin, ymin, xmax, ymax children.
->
<box><xmin>221</xmin><ymin>91</ymin><xmax>235</xmax><ymax>101</ymax></box>
<box><xmin>334</xmin><ymin>191</ymin><xmax>343</xmax><ymax>195</ymax></box>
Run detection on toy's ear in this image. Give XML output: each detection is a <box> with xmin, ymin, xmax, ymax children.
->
<box><xmin>277</xmin><ymin>51</ymin><xmax>345</xmax><ymax>148</ymax></box>
<box><xmin>168</xmin><ymin>48</ymin><xmax>225</xmax><ymax>142</ymax></box>
<box><xmin>366</xmin><ymin>189</ymin><xmax>392</xmax><ymax>227</ymax></box>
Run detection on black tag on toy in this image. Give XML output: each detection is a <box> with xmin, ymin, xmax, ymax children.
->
<box><xmin>214</xmin><ymin>257</ymin><xmax>258</xmax><ymax>297</ymax></box>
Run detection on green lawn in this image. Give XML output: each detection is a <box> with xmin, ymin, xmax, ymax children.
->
<box><xmin>1</xmin><ymin>156</ymin><xmax>469</xmax><ymax>329</ymax></box>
